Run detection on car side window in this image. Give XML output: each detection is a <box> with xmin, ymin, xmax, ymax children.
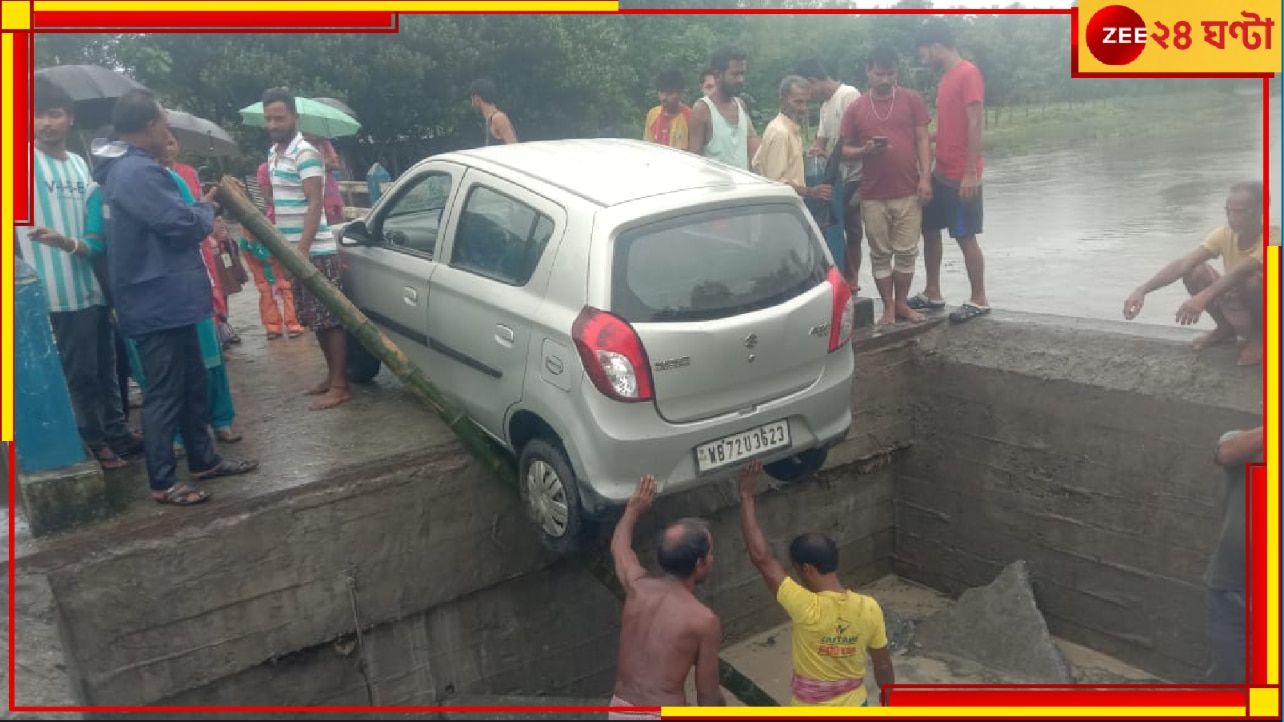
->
<box><xmin>451</xmin><ymin>185</ymin><xmax>555</xmax><ymax>286</ymax></box>
<box><xmin>378</xmin><ymin>172</ymin><xmax>453</xmax><ymax>257</ymax></box>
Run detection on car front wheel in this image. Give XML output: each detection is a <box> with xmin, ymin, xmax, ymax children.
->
<box><xmin>518</xmin><ymin>437</ymin><xmax>591</xmax><ymax>555</ymax></box>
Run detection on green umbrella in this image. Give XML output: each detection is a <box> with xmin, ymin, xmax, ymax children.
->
<box><xmin>239</xmin><ymin>97</ymin><xmax>361</xmax><ymax>139</ymax></box>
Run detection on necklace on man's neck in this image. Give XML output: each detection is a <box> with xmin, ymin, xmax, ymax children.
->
<box><xmin>871</xmin><ymin>87</ymin><xmax>897</xmax><ymax>122</ymax></box>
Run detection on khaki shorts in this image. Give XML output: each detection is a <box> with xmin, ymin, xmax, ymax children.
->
<box><xmin>860</xmin><ymin>195</ymin><xmax>922</xmax><ymax>279</ymax></box>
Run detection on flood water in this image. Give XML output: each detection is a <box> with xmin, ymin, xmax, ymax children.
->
<box><xmin>920</xmin><ymin>92</ymin><xmax>1279</xmax><ymax>331</ymax></box>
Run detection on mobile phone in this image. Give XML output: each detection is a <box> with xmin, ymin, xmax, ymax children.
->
<box><xmin>873</xmin><ymin>136</ymin><xmax>888</xmax><ymax>146</ymax></box>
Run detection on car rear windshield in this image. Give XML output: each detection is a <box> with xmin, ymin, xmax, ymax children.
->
<box><xmin>610</xmin><ymin>203</ymin><xmax>829</xmax><ymax>324</ymax></box>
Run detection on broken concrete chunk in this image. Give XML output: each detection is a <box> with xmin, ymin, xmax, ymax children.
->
<box><xmin>910</xmin><ymin>560</ymin><xmax>1074</xmax><ymax>683</ymax></box>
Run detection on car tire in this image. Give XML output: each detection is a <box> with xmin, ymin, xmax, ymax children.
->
<box><xmin>346</xmin><ymin>332</ymin><xmax>382</xmax><ymax>384</ymax></box>
<box><xmin>764</xmin><ymin>448</ymin><xmax>828</xmax><ymax>483</ymax></box>
<box><xmin>518</xmin><ymin>437</ymin><xmax>590</xmax><ymax>556</ymax></box>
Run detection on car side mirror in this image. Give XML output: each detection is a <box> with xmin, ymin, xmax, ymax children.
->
<box><xmin>340</xmin><ymin>219</ymin><xmax>372</xmax><ymax>245</ymax></box>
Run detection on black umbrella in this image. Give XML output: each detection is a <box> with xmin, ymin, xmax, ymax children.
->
<box><xmin>167</xmin><ymin>109</ymin><xmax>239</xmax><ymax>157</ymax></box>
<box><xmin>35</xmin><ymin>65</ymin><xmax>147</xmax><ymax>130</ymax></box>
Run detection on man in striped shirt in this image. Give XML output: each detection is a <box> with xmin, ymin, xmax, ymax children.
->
<box><xmin>18</xmin><ymin>77</ymin><xmax>140</xmax><ymax>470</ymax></box>
<box><xmin>262</xmin><ymin>87</ymin><xmax>350</xmax><ymax>410</ymax></box>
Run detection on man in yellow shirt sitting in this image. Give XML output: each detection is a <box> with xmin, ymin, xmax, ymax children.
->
<box><xmin>1124</xmin><ymin>180</ymin><xmax>1275</xmax><ymax>366</ymax></box>
<box><xmin>737</xmin><ymin>460</ymin><xmax>895</xmax><ymax>706</ymax></box>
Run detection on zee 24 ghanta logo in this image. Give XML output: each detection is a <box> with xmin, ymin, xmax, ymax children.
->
<box><xmin>1085</xmin><ymin>4</ymin><xmax>1275</xmax><ymax>65</ymax></box>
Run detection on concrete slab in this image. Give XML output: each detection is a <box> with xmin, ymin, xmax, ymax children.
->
<box><xmin>912</xmin><ymin>560</ymin><xmax>1074</xmax><ymax>684</ymax></box>
<box><xmin>7</xmin><ymin>289</ymin><xmax>460</xmax><ymax>563</ymax></box>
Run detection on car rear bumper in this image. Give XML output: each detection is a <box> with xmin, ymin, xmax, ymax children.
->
<box><xmin>564</xmin><ymin>348</ymin><xmax>855</xmax><ymax>517</ymax></box>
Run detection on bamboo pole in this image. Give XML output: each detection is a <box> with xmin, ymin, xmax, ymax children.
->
<box><xmin>215</xmin><ymin>177</ymin><xmax>780</xmax><ymax>708</ymax></box>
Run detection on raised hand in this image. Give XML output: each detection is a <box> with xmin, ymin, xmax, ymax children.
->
<box><xmin>628</xmin><ymin>474</ymin><xmax>658</xmax><ymax>513</ymax></box>
<box><xmin>737</xmin><ymin>459</ymin><xmax>764</xmax><ymax>500</ymax></box>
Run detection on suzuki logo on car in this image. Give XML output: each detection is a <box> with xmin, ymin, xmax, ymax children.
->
<box><xmin>654</xmin><ymin>356</ymin><xmax>691</xmax><ymax>372</ymax></box>
<box><xmin>743</xmin><ymin>333</ymin><xmax>758</xmax><ymax>349</ymax></box>
<box><xmin>810</xmin><ymin>322</ymin><xmax>831</xmax><ymax>337</ymax></box>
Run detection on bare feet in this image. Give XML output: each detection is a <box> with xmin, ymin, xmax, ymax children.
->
<box><xmin>895</xmin><ymin>303</ymin><xmax>927</xmax><ymax>323</ymax></box>
<box><xmin>1237</xmin><ymin>338</ymin><xmax>1263</xmax><ymax>366</ymax></box>
<box><xmin>877</xmin><ymin>309</ymin><xmax>897</xmax><ymax>326</ymax></box>
<box><xmin>310</xmin><ymin>386</ymin><xmax>351</xmax><ymax>410</ymax></box>
<box><xmin>1192</xmin><ymin>325</ymin><xmax>1236</xmax><ymax>351</ymax></box>
<box><xmin>304</xmin><ymin>379</ymin><xmax>331</xmax><ymax>396</ymax></box>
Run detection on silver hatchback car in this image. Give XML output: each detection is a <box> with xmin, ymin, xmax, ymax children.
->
<box><xmin>337</xmin><ymin>139</ymin><xmax>855</xmax><ymax>553</ymax></box>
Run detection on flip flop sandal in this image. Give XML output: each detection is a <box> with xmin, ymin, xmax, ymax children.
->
<box><xmin>191</xmin><ymin>458</ymin><xmax>260</xmax><ymax>481</ymax></box>
<box><xmin>949</xmin><ymin>302</ymin><xmax>992</xmax><ymax>324</ymax></box>
<box><xmin>153</xmin><ymin>484</ymin><xmax>211</xmax><ymax>506</ymax></box>
<box><xmin>907</xmin><ymin>293</ymin><xmax>947</xmax><ymax>311</ymax></box>
<box><xmin>266</xmin><ymin>332</ymin><xmax>283</xmax><ymax>340</ymax></box>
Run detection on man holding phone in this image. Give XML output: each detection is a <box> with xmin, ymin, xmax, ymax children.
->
<box><xmin>841</xmin><ymin>44</ymin><xmax>933</xmax><ymax>326</ymax></box>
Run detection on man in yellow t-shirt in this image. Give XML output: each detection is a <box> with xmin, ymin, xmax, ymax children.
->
<box><xmin>1124</xmin><ymin>180</ymin><xmax>1275</xmax><ymax>367</ymax></box>
<box><xmin>737</xmin><ymin>460</ymin><xmax>895</xmax><ymax>706</ymax></box>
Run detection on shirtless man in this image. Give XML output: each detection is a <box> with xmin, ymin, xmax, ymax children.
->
<box><xmin>1124</xmin><ymin>180</ymin><xmax>1275</xmax><ymax>366</ymax></box>
<box><xmin>688</xmin><ymin>46</ymin><xmax>760</xmax><ymax>171</ymax></box>
<box><xmin>468</xmin><ymin>78</ymin><xmax>518</xmax><ymax>146</ymax></box>
<box><xmin>609</xmin><ymin>475</ymin><xmax>725</xmax><ymax>718</ymax></box>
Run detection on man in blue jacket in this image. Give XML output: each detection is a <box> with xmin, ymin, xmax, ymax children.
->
<box><xmin>93</xmin><ymin>89</ymin><xmax>258</xmax><ymax>506</ymax></box>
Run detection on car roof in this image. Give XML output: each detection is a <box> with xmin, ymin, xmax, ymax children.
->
<box><xmin>436</xmin><ymin>138</ymin><xmax>779</xmax><ymax>207</ymax></box>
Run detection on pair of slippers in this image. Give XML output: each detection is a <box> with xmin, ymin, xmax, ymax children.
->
<box><xmin>152</xmin><ymin>457</ymin><xmax>261</xmax><ymax>506</ymax></box>
<box><xmin>907</xmin><ymin>294</ymin><xmax>991</xmax><ymax>324</ymax></box>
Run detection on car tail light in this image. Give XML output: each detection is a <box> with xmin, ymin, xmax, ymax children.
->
<box><xmin>826</xmin><ymin>267</ymin><xmax>855</xmax><ymax>352</ymax></box>
<box><xmin>572</xmin><ymin>307</ymin><xmax>654</xmax><ymax>402</ymax></box>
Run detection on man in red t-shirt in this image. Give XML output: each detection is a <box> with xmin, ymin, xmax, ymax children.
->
<box><xmin>840</xmin><ymin>44</ymin><xmax>933</xmax><ymax>326</ymax></box>
<box><xmin>911</xmin><ymin>18</ymin><xmax>991</xmax><ymax>324</ymax></box>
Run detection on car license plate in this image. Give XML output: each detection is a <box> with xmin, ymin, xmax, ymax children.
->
<box><xmin>695</xmin><ymin>420</ymin><xmax>791</xmax><ymax>474</ymax></box>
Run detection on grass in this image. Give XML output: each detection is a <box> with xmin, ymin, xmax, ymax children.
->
<box><xmin>968</xmin><ymin>90</ymin><xmax>1260</xmax><ymax>159</ymax></box>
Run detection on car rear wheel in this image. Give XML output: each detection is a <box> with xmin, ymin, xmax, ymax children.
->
<box><xmin>346</xmin><ymin>332</ymin><xmax>382</xmax><ymax>384</ymax></box>
<box><xmin>764</xmin><ymin>448</ymin><xmax>828</xmax><ymax>483</ymax></box>
<box><xmin>518</xmin><ymin>438</ymin><xmax>591</xmax><ymax>555</ymax></box>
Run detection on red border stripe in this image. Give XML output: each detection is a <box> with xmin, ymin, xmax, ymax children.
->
<box><xmin>11</xmin><ymin>31</ymin><xmax>31</xmax><ymax>225</ymax></box>
<box><xmin>33</xmin><ymin>11</ymin><xmax>398</xmax><ymax>31</ymax></box>
<box><xmin>884</xmin><ymin>689</ymin><xmax>1249</xmax><ymax>707</ymax></box>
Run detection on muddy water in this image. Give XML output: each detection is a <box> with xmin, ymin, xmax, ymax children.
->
<box><xmin>921</xmin><ymin>92</ymin><xmax>1278</xmax><ymax>331</ymax></box>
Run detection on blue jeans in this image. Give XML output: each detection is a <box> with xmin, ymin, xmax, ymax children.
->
<box><xmin>1205</xmin><ymin>588</ymin><xmax>1246</xmax><ymax>684</ymax></box>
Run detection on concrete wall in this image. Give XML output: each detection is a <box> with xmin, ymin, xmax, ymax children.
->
<box><xmin>32</xmin><ymin>332</ymin><xmax>909</xmax><ymax>708</ymax></box>
<box><xmin>893</xmin><ymin>314</ymin><xmax>1262</xmax><ymax>683</ymax></box>
<box><xmin>144</xmin><ymin>462</ymin><xmax>895</xmax><ymax>710</ymax></box>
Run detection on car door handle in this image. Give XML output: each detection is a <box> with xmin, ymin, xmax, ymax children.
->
<box><xmin>403</xmin><ymin>287</ymin><xmax>418</xmax><ymax>306</ymax></box>
<box><xmin>495</xmin><ymin>324</ymin><xmax>515</xmax><ymax>346</ymax></box>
